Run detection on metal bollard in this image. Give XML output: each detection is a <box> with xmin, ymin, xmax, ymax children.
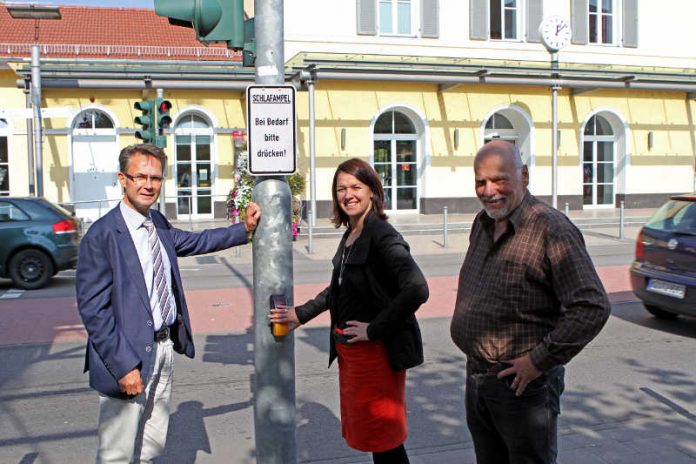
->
<box><xmin>307</xmin><ymin>210</ymin><xmax>314</xmax><ymax>254</ymax></box>
<box><xmin>234</xmin><ymin>212</ymin><xmax>241</xmax><ymax>257</ymax></box>
<box><xmin>619</xmin><ymin>200</ymin><xmax>625</xmax><ymax>240</ymax></box>
<box><xmin>564</xmin><ymin>202</ymin><xmax>569</xmax><ymax>217</ymax></box>
<box><xmin>443</xmin><ymin>206</ymin><xmax>449</xmax><ymax>248</ymax></box>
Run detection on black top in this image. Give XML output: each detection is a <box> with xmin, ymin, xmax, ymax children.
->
<box><xmin>295</xmin><ymin>212</ymin><xmax>430</xmax><ymax>371</ymax></box>
<box><xmin>334</xmin><ymin>244</ymin><xmax>375</xmax><ymax>328</ymax></box>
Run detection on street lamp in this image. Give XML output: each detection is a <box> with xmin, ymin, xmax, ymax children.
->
<box><xmin>7</xmin><ymin>4</ymin><xmax>62</xmax><ymax>197</ymax></box>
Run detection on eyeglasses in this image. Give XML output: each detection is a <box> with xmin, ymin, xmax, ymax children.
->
<box><xmin>123</xmin><ymin>173</ymin><xmax>164</xmax><ymax>186</ymax></box>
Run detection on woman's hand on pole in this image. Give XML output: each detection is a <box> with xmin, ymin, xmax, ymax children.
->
<box><xmin>269</xmin><ymin>304</ymin><xmax>301</xmax><ymax>331</ymax></box>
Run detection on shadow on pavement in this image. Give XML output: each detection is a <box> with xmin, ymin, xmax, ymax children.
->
<box><xmin>296</xmin><ymin>325</ymin><xmax>330</xmax><ymax>355</ymax></box>
<box><xmin>295</xmin><ymin>402</ymin><xmax>349</xmax><ymax>462</ymax></box>
<box><xmin>2</xmin><ymin>315</ymin><xmax>696</xmax><ymax>462</ymax></box>
<box><xmin>611</xmin><ymin>300</ymin><xmax>696</xmax><ymax>340</ymax></box>
<box><xmin>156</xmin><ymin>399</ymin><xmax>252</xmax><ymax>464</ymax></box>
<box><xmin>201</xmin><ymin>328</ymin><xmax>255</xmax><ymax>366</ymax></box>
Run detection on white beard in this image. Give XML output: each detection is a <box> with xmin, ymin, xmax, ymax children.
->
<box><xmin>479</xmin><ymin>197</ymin><xmax>509</xmax><ymax>220</ymax></box>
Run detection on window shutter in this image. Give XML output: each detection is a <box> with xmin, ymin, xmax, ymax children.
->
<box><xmin>526</xmin><ymin>0</ymin><xmax>543</xmax><ymax>43</ymax></box>
<box><xmin>571</xmin><ymin>0</ymin><xmax>588</xmax><ymax>44</ymax></box>
<box><xmin>421</xmin><ymin>0</ymin><xmax>439</xmax><ymax>38</ymax></box>
<box><xmin>357</xmin><ymin>0</ymin><xmax>377</xmax><ymax>35</ymax></box>
<box><xmin>622</xmin><ymin>0</ymin><xmax>638</xmax><ymax>47</ymax></box>
<box><xmin>470</xmin><ymin>0</ymin><xmax>488</xmax><ymax>40</ymax></box>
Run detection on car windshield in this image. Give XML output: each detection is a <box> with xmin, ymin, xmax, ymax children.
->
<box><xmin>644</xmin><ymin>199</ymin><xmax>696</xmax><ymax>235</ymax></box>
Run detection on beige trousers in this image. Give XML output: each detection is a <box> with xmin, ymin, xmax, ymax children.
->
<box><xmin>96</xmin><ymin>339</ymin><xmax>174</xmax><ymax>464</ymax></box>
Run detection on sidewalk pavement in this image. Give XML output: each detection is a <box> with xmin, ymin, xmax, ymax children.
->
<box><xmin>174</xmin><ymin>206</ymin><xmax>654</xmax><ymax>235</ymax></box>
<box><xmin>172</xmin><ymin>207</ymin><xmax>649</xmax><ymax>265</ymax></box>
<box><xmin>52</xmin><ymin>208</ymin><xmax>674</xmax><ymax>464</ymax></box>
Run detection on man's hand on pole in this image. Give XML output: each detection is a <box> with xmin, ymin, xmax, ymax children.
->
<box><xmin>244</xmin><ymin>202</ymin><xmax>261</xmax><ymax>232</ymax></box>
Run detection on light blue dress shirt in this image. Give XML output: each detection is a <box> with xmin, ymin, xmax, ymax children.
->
<box><xmin>119</xmin><ymin>201</ymin><xmax>177</xmax><ymax>330</ymax></box>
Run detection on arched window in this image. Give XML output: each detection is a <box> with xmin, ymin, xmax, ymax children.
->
<box><xmin>485</xmin><ymin>113</ymin><xmax>514</xmax><ymax>130</ymax></box>
<box><xmin>583</xmin><ymin>115</ymin><xmax>616</xmax><ymax>206</ymax></box>
<box><xmin>373</xmin><ymin>110</ymin><xmax>418</xmax><ymax>211</ymax></box>
<box><xmin>72</xmin><ymin>109</ymin><xmax>114</xmax><ymax>130</ymax></box>
<box><xmin>482</xmin><ymin>107</ymin><xmax>533</xmax><ymax>169</ymax></box>
<box><xmin>0</xmin><ymin>119</ymin><xmax>8</xmax><ymax>195</ymax></box>
<box><xmin>174</xmin><ymin>112</ymin><xmax>214</xmax><ymax>217</ymax></box>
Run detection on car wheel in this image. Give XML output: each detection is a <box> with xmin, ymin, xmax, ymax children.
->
<box><xmin>8</xmin><ymin>249</ymin><xmax>55</xmax><ymax>290</ymax></box>
<box><xmin>644</xmin><ymin>304</ymin><xmax>678</xmax><ymax>320</ymax></box>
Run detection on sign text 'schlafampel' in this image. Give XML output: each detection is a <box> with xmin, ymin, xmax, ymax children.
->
<box><xmin>246</xmin><ymin>85</ymin><xmax>297</xmax><ymax>175</ymax></box>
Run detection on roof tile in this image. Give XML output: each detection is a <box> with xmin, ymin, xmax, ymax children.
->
<box><xmin>1</xmin><ymin>5</ymin><xmax>241</xmax><ymax>61</ymax></box>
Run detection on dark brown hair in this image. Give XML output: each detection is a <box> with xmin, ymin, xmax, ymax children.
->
<box><xmin>118</xmin><ymin>143</ymin><xmax>167</xmax><ymax>174</ymax></box>
<box><xmin>331</xmin><ymin>158</ymin><xmax>388</xmax><ymax>228</ymax></box>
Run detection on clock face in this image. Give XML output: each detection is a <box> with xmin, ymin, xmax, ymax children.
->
<box><xmin>539</xmin><ymin>16</ymin><xmax>571</xmax><ymax>52</ymax></box>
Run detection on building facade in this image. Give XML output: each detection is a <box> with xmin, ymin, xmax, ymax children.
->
<box><xmin>1</xmin><ymin>0</ymin><xmax>695</xmax><ymax>221</ymax></box>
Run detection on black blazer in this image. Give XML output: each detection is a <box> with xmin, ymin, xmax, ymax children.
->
<box><xmin>295</xmin><ymin>213</ymin><xmax>429</xmax><ymax>371</ymax></box>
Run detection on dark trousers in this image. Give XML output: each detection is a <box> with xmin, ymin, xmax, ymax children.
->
<box><xmin>465</xmin><ymin>364</ymin><xmax>565</xmax><ymax>464</ymax></box>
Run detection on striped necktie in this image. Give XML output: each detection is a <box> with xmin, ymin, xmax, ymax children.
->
<box><xmin>143</xmin><ymin>217</ymin><xmax>172</xmax><ymax>325</ymax></box>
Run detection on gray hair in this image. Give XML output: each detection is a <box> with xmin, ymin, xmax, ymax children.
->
<box><xmin>475</xmin><ymin>140</ymin><xmax>524</xmax><ymax>172</ymax></box>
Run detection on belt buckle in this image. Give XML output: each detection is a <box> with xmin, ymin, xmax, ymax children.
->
<box><xmin>155</xmin><ymin>326</ymin><xmax>170</xmax><ymax>342</ymax></box>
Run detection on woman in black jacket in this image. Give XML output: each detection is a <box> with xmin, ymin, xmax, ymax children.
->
<box><xmin>270</xmin><ymin>158</ymin><xmax>429</xmax><ymax>464</ymax></box>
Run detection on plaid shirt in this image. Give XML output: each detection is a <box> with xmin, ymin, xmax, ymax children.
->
<box><xmin>450</xmin><ymin>192</ymin><xmax>610</xmax><ymax>372</ymax></box>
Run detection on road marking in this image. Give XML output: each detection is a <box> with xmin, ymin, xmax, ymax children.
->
<box><xmin>0</xmin><ymin>289</ymin><xmax>24</xmax><ymax>299</ymax></box>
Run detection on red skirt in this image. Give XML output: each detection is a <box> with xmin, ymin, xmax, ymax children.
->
<box><xmin>336</xmin><ymin>340</ymin><xmax>407</xmax><ymax>452</ymax></box>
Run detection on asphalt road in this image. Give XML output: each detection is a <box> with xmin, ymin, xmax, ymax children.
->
<box><xmin>0</xmin><ymin>226</ymin><xmax>637</xmax><ymax>298</ymax></box>
<box><xmin>1</xmin><ymin>300</ymin><xmax>696</xmax><ymax>464</ymax></box>
<box><xmin>3</xmin><ymin>226</ymin><xmax>695</xmax><ymax>463</ymax></box>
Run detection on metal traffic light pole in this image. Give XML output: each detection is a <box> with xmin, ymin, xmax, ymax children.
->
<box><xmin>153</xmin><ymin>0</ymin><xmax>295</xmax><ymax>459</ymax></box>
<box><xmin>31</xmin><ymin>45</ymin><xmax>44</xmax><ymax>197</ymax></box>
<box><xmin>157</xmin><ymin>87</ymin><xmax>167</xmax><ymax>214</ymax></box>
<box><xmin>251</xmin><ymin>1</ymin><xmax>297</xmax><ymax>462</ymax></box>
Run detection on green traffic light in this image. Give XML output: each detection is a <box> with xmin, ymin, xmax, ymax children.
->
<box><xmin>134</xmin><ymin>99</ymin><xmax>156</xmax><ymax>143</ymax></box>
<box><xmin>155</xmin><ymin>0</ymin><xmax>245</xmax><ymax>50</ymax></box>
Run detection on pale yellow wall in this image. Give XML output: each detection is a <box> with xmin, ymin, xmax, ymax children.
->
<box><xmin>29</xmin><ymin>89</ymin><xmax>248</xmax><ymax>204</ymax></box>
<box><xmin>294</xmin><ymin>82</ymin><xmax>695</xmax><ymax>201</ymax></box>
<box><xmin>4</xmin><ymin>78</ymin><xmax>695</xmax><ymax>206</ymax></box>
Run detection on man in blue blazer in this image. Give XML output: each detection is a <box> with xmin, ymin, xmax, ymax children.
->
<box><xmin>76</xmin><ymin>143</ymin><xmax>260</xmax><ymax>463</ymax></box>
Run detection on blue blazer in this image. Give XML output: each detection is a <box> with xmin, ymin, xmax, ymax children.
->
<box><xmin>76</xmin><ymin>205</ymin><xmax>248</xmax><ymax>399</ymax></box>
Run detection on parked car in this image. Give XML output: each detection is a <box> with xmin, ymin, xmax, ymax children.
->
<box><xmin>0</xmin><ymin>197</ymin><xmax>81</xmax><ymax>290</ymax></box>
<box><xmin>630</xmin><ymin>194</ymin><xmax>696</xmax><ymax>319</ymax></box>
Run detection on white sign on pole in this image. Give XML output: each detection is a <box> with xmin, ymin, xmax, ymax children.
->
<box><xmin>246</xmin><ymin>85</ymin><xmax>297</xmax><ymax>175</ymax></box>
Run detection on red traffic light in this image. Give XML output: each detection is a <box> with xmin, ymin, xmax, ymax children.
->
<box><xmin>159</xmin><ymin>100</ymin><xmax>172</xmax><ymax>113</ymax></box>
<box><xmin>157</xmin><ymin>98</ymin><xmax>173</xmax><ymax>130</ymax></box>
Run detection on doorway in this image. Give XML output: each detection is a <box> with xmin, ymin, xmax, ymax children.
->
<box><xmin>372</xmin><ymin>111</ymin><xmax>419</xmax><ymax>212</ymax></box>
<box><xmin>174</xmin><ymin>113</ymin><xmax>214</xmax><ymax>218</ymax></box>
<box><xmin>582</xmin><ymin>115</ymin><xmax>615</xmax><ymax>207</ymax></box>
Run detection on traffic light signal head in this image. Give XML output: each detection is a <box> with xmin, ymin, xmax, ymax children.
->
<box><xmin>134</xmin><ymin>99</ymin><xmax>156</xmax><ymax>143</ymax></box>
<box><xmin>155</xmin><ymin>98</ymin><xmax>172</xmax><ymax>148</ymax></box>
<box><xmin>155</xmin><ymin>0</ymin><xmax>245</xmax><ymax>50</ymax></box>
<box><xmin>157</xmin><ymin>98</ymin><xmax>172</xmax><ymax>130</ymax></box>
<box><xmin>243</xmin><ymin>17</ymin><xmax>255</xmax><ymax>67</ymax></box>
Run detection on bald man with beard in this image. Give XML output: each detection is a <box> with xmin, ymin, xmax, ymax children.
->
<box><xmin>451</xmin><ymin>140</ymin><xmax>610</xmax><ymax>464</ymax></box>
